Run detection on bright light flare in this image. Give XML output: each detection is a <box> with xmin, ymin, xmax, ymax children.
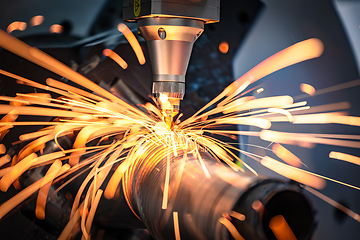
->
<box><xmin>159</xmin><ymin>94</ymin><xmax>168</xmax><ymax>104</ymax></box>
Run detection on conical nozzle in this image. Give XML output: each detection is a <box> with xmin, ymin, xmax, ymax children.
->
<box><xmin>138</xmin><ymin>17</ymin><xmax>204</xmax><ymax>112</ymax></box>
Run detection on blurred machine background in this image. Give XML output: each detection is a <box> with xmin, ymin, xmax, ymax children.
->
<box><xmin>0</xmin><ymin>0</ymin><xmax>360</xmax><ymax>239</ymax></box>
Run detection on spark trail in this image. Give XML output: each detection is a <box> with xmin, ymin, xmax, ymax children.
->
<box><xmin>0</xmin><ymin>28</ymin><xmax>359</xmax><ymax>240</ymax></box>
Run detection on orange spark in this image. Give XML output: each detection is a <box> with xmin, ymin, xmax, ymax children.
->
<box><xmin>58</xmin><ymin>207</ymin><xmax>81</xmax><ymax>240</ymax></box>
<box><xmin>173</xmin><ymin>211</ymin><xmax>181</xmax><ymax>240</ymax></box>
<box><xmin>261</xmin><ymin>156</ymin><xmax>326</xmax><ymax>189</ymax></box>
<box><xmin>269</xmin><ymin>215</ymin><xmax>297</xmax><ymax>240</ymax></box>
<box><xmin>104</xmin><ymin>152</ymin><xmax>129</xmax><ymax>199</ymax></box>
<box><xmin>82</xmin><ymin>189</ymin><xmax>103</xmax><ymax>240</ymax></box>
<box><xmin>292</xmin><ymin>112</ymin><xmax>347</xmax><ymax>124</ymax></box>
<box><xmin>0</xmin><ymin>144</ymin><xmax>5</xmax><ymax>155</ymax></box>
<box><xmin>117</xmin><ymin>23</ymin><xmax>146</xmax><ymax>65</ymax></box>
<box><xmin>268</xmin><ymin>108</ymin><xmax>293</xmax><ymax>122</ymax></box>
<box><xmin>216</xmin><ymin>117</ymin><xmax>271</xmax><ymax>129</ymax></box>
<box><xmin>223</xmin><ymin>95</ymin><xmax>293</xmax><ymax>114</ymax></box>
<box><xmin>329</xmin><ymin>151</ymin><xmax>360</xmax><ymax>166</ymax></box>
<box><xmin>0</xmin><ymin>155</ymin><xmax>11</xmax><ymax>168</ymax></box>
<box><xmin>50</xmin><ymin>24</ymin><xmax>63</xmax><ymax>34</ymax></box>
<box><xmin>0</xmin><ymin>153</ymin><xmax>38</xmax><ymax>192</ymax></box>
<box><xmin>36</xmin><ymin>160</ymin><xmax>62</xmax><ymax>220</ymax></box>
<box><xmin>219</xmin><ymin>217</ymin><xmax>245</xmax><ymax>240</ymax></box>
<box><xmin>256</xmin><ymin>88</ymin><xmax>264</xmax><ymax>94</ymax></box>
<box><xmin>7</xmin><ymin>21</ymin><xmax>27</xmax><ymax>33</ymax></box>
<box><xmin>300</xmin><ymin>83</ymin><xmax>316</xmax><ymax>96</ymax></box>
<box><xmin>304</xmin><ymin>186</ymin><xmax>360</xmax><ymax>223</ymax></box>
<box><xmin>46</xmin><ymin>78</ymin><xmax>106</xmax><ymax>102</ymax></box>
<box><xmin>162</xmin><ymin>155</ymin><xmax>171</xmax><ymax>209</ymax></box>
<box><xmin>103</xmin><ymin>49</ymin><xmax>128</xmax><ymax>69</ymax></box>
<box><xmin>231</xmin><ymin>211</ymin><xmax>246</xmax><ymax>221</ymax></box>
<box><xmin>0</xmin><ymin>31</ymin><xmax>129</xmax><ymax>104</ymax></box>
<box><xmin>331</xmin><ymin>115</ymin><xmax>360</xmax><ymax>126</ymax></box>
<box><xmin>260</xmin><ymin>130</ymin><xmax>360</xmax><ymax>149</ymax></box>
<box><xmin>272</xmin><ymin>143</ymin><xmax>302</xmax><ymax>167</ymax></box>
<box><xmin>219</xmin><ymin>41</ymin><xmax>229</xmax><ymax>54</ymax></box>
<box><xmin>251</xmin><ymin>200</ymin><xmax>264</xmax><ymax>212</ymax></box>
<box><xmin>0</xmin><ymin>164</ymin><xmax>70</xmax><ymax>219</ymax></box>
<box><xmin>30</xmin><ymin>15</ymin><xmax>44</xmax><ymax>27</ymax></box>
<box><xmin>226</xmin><ymin>38</ymin><xmax>324</xmax><ymax>98</ymax></box>
<box><xmin>295</xmin><ymin>79</ymin><xmax>360</xmax><ymax>100</ymax></box>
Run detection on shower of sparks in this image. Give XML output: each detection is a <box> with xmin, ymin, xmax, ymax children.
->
<box><xmin>0</xmin><ymin>28</ymin><xmax>359</xmax><ymax>239</ymax></box>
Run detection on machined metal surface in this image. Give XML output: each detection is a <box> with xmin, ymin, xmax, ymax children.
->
<box><xmin>138</xmin><ymin>17</ymin><xmax>204</xmax><ymax>101</ymax></box>
<box><xmin>125</xmin><ymin>151</ymin><xmax>315</xmax><ymax>240</ymax></box>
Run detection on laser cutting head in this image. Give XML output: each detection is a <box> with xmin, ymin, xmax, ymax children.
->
<box><xmin>123</xmin><ymin>0</ymin><xmax>220</xmax><ymax>123</ymax></box>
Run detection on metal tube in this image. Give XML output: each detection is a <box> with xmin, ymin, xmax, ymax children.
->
<box><xmin>124</xmin><ymin>151</ymin><xmax>315</xmax><ymax>240</ymax></box>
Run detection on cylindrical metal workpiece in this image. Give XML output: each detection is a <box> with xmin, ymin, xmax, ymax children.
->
<box><xmin>125</xmin><ymin>151</ymin><xmax>315</xmax><ymax>240</ymax></box>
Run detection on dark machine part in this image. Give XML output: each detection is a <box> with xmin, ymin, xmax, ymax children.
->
<box><xmin>123</xmin><ymin>0</ymin><xmax>220</xmax><ymax>23</ymax></box>
<box><xmin>123</xmin><ymin>0</ymin><xmax>220</xmax><ymax>121</ymax></box>
<box><xmin>126</xmin><ymin>152</ymin><xmax>315</xmax><ymax>240</ymax></box>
